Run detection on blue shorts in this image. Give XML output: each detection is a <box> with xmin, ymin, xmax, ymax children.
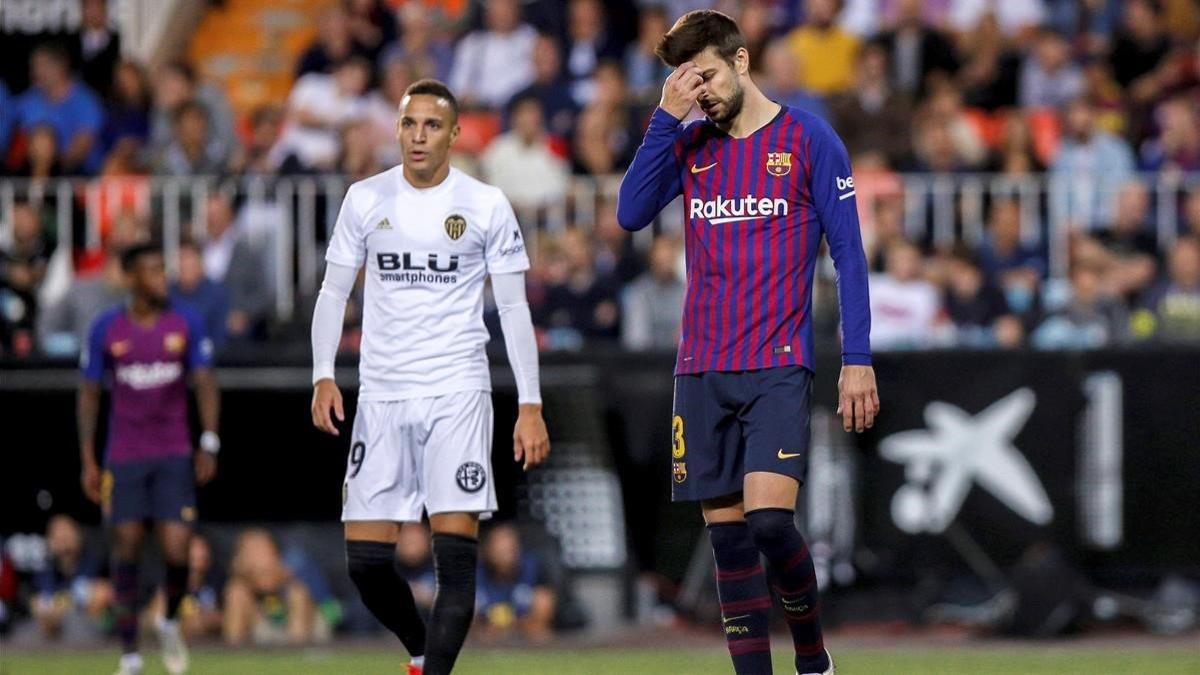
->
<box><xmin>670</xmin><ymin>366</ymin><xmax>813</xmax><ymax>502</ymax></box>
<box><xmin>102</xmin><ymin>456</ymin><xmax>197</xmax><ymax>524</ymax></box>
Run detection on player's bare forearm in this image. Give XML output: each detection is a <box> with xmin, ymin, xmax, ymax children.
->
<box><xmin>192</xmin><ymin>368</ymin><xmax>220</xmax><ymax>435</ymax></box>
<box><xmin>77</xmin><ymin>382</ymin><xmax>101</xmax><ymax>466</ymax></box>
<box><xmin>514</xmin><ymin>403</ymin><xmax>550</xmax><ymax>471</ymax></box>
<box><xmin>311</xmin><ymin>378</ymin><xmax>345</xmax><ymax>436</ymax></box>
<box><xmin>837</xmin><ymin>365</ymin><xmax>880</xmax><ymax>433</ymax></box>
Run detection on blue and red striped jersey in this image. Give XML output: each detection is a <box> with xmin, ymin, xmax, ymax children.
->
<box><xmin>617</xmin><ymin>106</ymin><xmax>871</xmax><ymax>375</ymax></box>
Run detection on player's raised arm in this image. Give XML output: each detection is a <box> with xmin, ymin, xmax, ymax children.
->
<box><xmin>807</xmin><ymin>117</ymin><xmax>880</xmax><ymax>432</ymax></box>
<box><xmin>615</xmin><ymin>63</ymin><xmax>702</xmax><ymax>231</ymax></box>
<box><xmin>311</xmin><ymin>185</ymin><xmax>367</xmax><ymax>436</ymax></box>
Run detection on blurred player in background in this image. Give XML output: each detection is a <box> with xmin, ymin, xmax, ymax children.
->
<box><xmin>617</xmin><ymin>11</ymin><xmax>880</xmax><ymax>675</ymax></box>
<box><xmin>78</xmin><ymin>243</ymin><xmax>221</xmax><ymax>675</ymax></box>
<box><xmin>310</xmin><ymin>79</ymin><xmax>550</xmax><ymax>675</ymax></box>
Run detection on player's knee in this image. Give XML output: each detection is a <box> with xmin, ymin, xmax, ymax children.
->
<box><xmin>345</xmin><ymin>540</ymin><xmax>398</xmax><ymax>594</ymax></box>
<box><xmin>744</xmin><ymin>508</ymin><xmax>798</xmax><ymax>552</ymax></box>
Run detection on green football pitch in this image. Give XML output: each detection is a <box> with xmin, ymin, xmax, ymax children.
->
<box><xmin>2</xmin><ymin>646</ymin><xmax>1198</xmax><ymax>675</ymax></box>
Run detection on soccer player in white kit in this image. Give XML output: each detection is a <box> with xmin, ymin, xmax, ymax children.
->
<box><xmin>310</xmin><ymin>79</ymin><xmax>550</xmax><ymax>675</ymax></box>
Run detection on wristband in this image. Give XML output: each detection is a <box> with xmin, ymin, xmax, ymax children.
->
<box><xmin>200</xmin><ymin>431</ymin><xmax>221</xmax><ymax>455</ymax></box>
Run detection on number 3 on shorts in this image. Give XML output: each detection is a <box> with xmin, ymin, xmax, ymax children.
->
<box><xmin>348</xmin><ymin>441</ymin><xmax>366</xmax><ymax>478</ymax></box>
<box><xmin>672</xmin><ymin>415</ymin><xmax>686</xmax><ymax>459</ymax></box>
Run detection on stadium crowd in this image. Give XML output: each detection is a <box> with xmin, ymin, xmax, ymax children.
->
<box><xmin>3</xmin><ymin>0</ymin><xmax>1200</xmax><ymax>359</ymax></box>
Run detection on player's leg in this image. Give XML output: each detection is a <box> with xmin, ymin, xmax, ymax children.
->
<box><xmin>741</xmin><ymin>367</ymin><xmax>831</xmax><ymax>675</ymax></box>
<box><xmin>154</xmin><ymin>521</ymin><xmax>192</xmax><ymax>675</ymax></box>
<box><xmin>106</xmin><ymin>462</ymin><xmax>150</xmax><ymax>673</ymax></box>
<box><xmin>342</xmin><ymin>401</ymin><xmax>428</xmax><ymax>666</ymax></box>
<box><xmin>678</xmin><ymin>373</ymin><xmax>774</xmax><ymax>674</ymax></box>
<box><xmin>421</xmin><ymin>391</ymin><xmax>494</xmax><ymax>675</ymax></box>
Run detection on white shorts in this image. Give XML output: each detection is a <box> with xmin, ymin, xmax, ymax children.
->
<box><xmin>342</xmin><ymin>390</ymin><xmax>497</xmax><ymax>522</ymax></box>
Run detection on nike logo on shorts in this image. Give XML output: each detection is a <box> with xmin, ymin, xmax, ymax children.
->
<box><xmin>777</xmin><ymin>449</ymin><xmax>802</xmax><ymax>459</ymax></box>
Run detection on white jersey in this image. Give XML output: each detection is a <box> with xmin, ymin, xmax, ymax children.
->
<box><xmin>325</xmin><ymin>166</ymin><xmax>530</xmax><ymax>401</ymax></box>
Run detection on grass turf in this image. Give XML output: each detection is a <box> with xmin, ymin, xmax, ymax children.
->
<box><xmin>1</xmin><ymin>647</ymin><xmax>1198</xmax><ymax>675</ymax></box>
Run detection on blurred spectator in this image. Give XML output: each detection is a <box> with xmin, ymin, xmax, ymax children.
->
<box><xmin>1032</xmin><ymin>261</ymin><xmax>1127</xmax><ymax>349</ymax></box>
<box><xmin>145</xmin><ymin>534</ymin><xmax>224</xmax><ymax>640</ymax></box>
<box><xmin>978</xmin><ymin>200</ymin><xmax>1044</xmax><ymax>316</ymax></box>
<box><xmin>344</xmin><ymin>0</ymin><xmax>398</xmax><ymax>64</ymax></box>
<box><xmin>13</xmin><ymin>44</ymin><xmax>105</xmax><ymax>174</ymax></box>
<box><xmin>1019</xmin><ymin>28</ymin><xmax>1085</xmax><ymax>109</ymax></box>
<box><xmin>1081</xmin><ymin>59</ymin><xmax>1129</xmax><ymax>136</ymax></box>
<box><xmin>0</xmin><ymin>200</ymin><xmax>55</xmax><ymax>355</ymax></box>
<box><xmin>481</xmin><ymin>96</ymin><xmax>569</xmax><ymax>211</ymax></box>
<box><xmin>910</xmin><ymin>87</ymin><xmax>987</xmax><ymax>171</ymax></box>
<box><xmin>149</xmin><ymin>62</ymin><xmax>238</xmax><ymax>168</ymax></box>
<box><xmin>230</xmin><ymin>104</ymin><xmax>286</xmax><ymax>176</ymax></box>
<box><xmin>955</xmin><ymin>13</ymin><xmax>1021</xmax><ymax>110</ymax></box>
<box><xmin>761</xmin><ymin>39</ymin><xmax>829</xmax><ymax>121</ymax></box>
<box><xmin>364</xmin><ymin>59</ymin><xmax>414</xmax><ymax>166</ymax></box>
<box><xmin>1133</xmin><ymin>236</ymin><xmax>1200</xmax><ymax>342</ymax></box>
<box><xmin>152</xmin><ymin>100</ymin><xmax>229</xmax><ymax>176</ymax></box>
<box><xmin>37</xmin><ymin>252</ymin><xmax>125</xmax><ymax>353</ymax></box>
<box><xmin>296</xmin><ymin>5</ymin><xmax>370</xmax><ymax>78</ymax></box>
<box><xmin>272</xmin><ymin>58</ymin><xmax>371</xmax><ymax>172</ymax></box>
<box><xmin>379</xmin><ymin>2</ymin><xmax>454</xmax><ymax>81</ymax></box>
<box><xmin>222</xmin><ymin>529</ymin><xmax>331</xmax><ymax>646</ymax></box>
<box><xmin>624</xmin><ymin>5</ymin><xmax>674</xmax><ymax>104</ymax></box>
<box><xmin>869</xmin><ymin>240</ymin><xmax>942</xmax><ymax>349</ymax></box>
<box><xmin>1094</xmin><ymin>180</ymin><xmax>1160</xmax><ymax>301</ymax></box>
<box><xmin>948</xmin><ymin>0</ymin><xmax>1045</xmax><ymax>42</ymax></box>
<box><xmin>448</xmin><ymin>0</ymin><xmax>537</xmax><ymax>109</ymax></box>
<box><xmin>1139</xmin><ymin>96</ymin><xmax>1200</xmax><ymax>173</ymax></box>
<box><xmin>876</xmin><ymin>0</ymin><xmax>959</xmax><ymax>98</ymax></box>
<box><xmin>30</xmin><ymin>515</ymin><xmax>111</xmax><ymax>642</ymax></box>
<box><xmin>942</xmin><ymin>246</ymin><xmax>1023</xmax><ymax>347</ymax></box>
<box><xmin>200</xmin><ymin>194</ymin><xmax>273</xmax><ymax>342</ymax></box>
<box><xmin>866</xmin><ymin>193</ymin><xmax>907</xmax><ymax>272</ymax></box>
<box><xmin>785</xmin><ymin>0</ymin><xmax>861</xmax><ymax>96</ymax></box>
<box><xmin>1109</xmin><ymin>0</ymin><xmax>1170</xmax><ymax>96</ymax></box>
<box><xmin>1050</xmin><ymin>97</ymin><xmax>1135</xmax><ymax>227</ymax></box>
<box><xmin>988</xmin><ymin>110</ymin><xmax>1045</xmax><ymax>173</ymax></box>
<box><xmin>171</xmin><ymin>240</ymin><xmax>230</xmax><ymax>348</ymax></box>
<box><xmin>1044</xmin><ymin>0</ymin><xmax>1121</xmax><ymax>56</ymax></box>
<box><xmin>337</xmin><ymin>119</ymin><xmax>385</xmax><ymax>181</ymax></box>
<box><xmin>737</xmin><ymin>0</ymin><xmax>774</xmax><ymax>72</ymax></box>
<box><xmin>563</xmin><ymin>0</ymin><xmax>623</xmax><ymax>106</ymax></box>
<box><xmin>100</xmin><ymin>61</ymin><xmax>152</xmax><ymax>164</ymax></box>
<box><xmin>593</xmin><ymin>201</ymin><xmax>645</xmax><ymax>285</ymax></box>
<box><xmin>572</xmin><ymin>62</ymin><xmax>636</xmax><ymax>175</ymax></box>
<box><xmin>476</xmin><ymin>524</ymin><xmax>555</xmax><ymax>643</ymax></box>
<box><xmin>510</xmin><ymin>34</ymin><xmax>578</xmax><ymax>139</ymax></box>
<box><xmin>395</xmin><ymin>524</ymin><xmax>435</xmax><ymax>615</ymax></box>
<box><xmin>830</xmin><ymin>41</ymin><xmax>912</xmax><ymax>164</ymax></box>
<box><xmin>74</xmin><ymin>0</ymin><xmax>121</xmax><ymax>97</ymax></box>
<box><xmin>16</xmin><ymin>126</ymin><xmax>63</xmax><ymax>179</ymax></box>
<box><xmin>536</xmin><ymin>229</ymin><xmax>620</xmax><ymax>342</ymax></box>
<box><xmin>621</xmin><ymin>235</ymin><xmax>684</xmax><ymax>351</ymax></box>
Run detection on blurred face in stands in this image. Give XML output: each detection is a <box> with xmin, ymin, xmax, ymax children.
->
<box><xmin>649</xmin><ymin>237</ymin><xmax>679</xmax><ymax>282</ymax></box>
<box><xmin>947</xmin><ymin>256</ymin><xmax>982</xmax><ymax>297</ymax></box>
<box><xmin>251</xmin><ymin>106</ymin><xmax>283</xmax><ymax>150</ymax></box>
<box><xmin>896</xmin><ymin>0</ymin><xmax>923</xmax><ymax>27</ymax></box>
<box><xmin>486</xmin><ymin>0</ymin><xmax>520</xmax><ymax>33</ymax></box>
<box><xmin>1065</xmin><ymin>100</ymin><xmax>1095</xmax><ymax>140</ymax></box>
<box><xmin>511</xmin><ymin>98</ymin><xmax>545</xmax><ymax>144</ymax></box>
<box><xmin>638</xmin><ymin>10</ymin><xmax>667</xmax><ymax>49</ymax></box>
<box><xmin>206</xmin><ymin>195</ymin><xmax>235</xmax><ymax>239</ymax></box>
<box><xmin>47</xmin><ymin>515</ymin><xmax>83</xmax><ymax>563</ymax></box>
<box><xmin>319</xmin><ymin>7</ymin><xmax>351</xmax><ymax>49</ymax></box>
<box><xmin>858</xmin><ymin>45</ymin><xmax>888</xmax><ymax>86</ymax></box>
<box><xmin>989</xmin><ymin>201</ymin><xmax>1022</xmax><ymax>248</ymax></box>
<box><xmin>806</xmin><ymin>0</ymin><xmax>837</xmax><ymax>27</ymax></box>
<box><xmin>1113</xmin><ymin>182</ymin><xmax>1148</xmax><ymax>232</ymax></box>
<box><xmin>763</xmin><ymin>40</ymin><xmax>799</xmax><ymax>90</ymax></box>
<box><xmin>559</xmin><ymin>229</ymin><xmax>593</xmax><ymax>273</ymax></box>
<box><xmin>234</xmin><ymin>530</ymin><xmax>288</xmax><ymax>593</ymax></box>
<box><xmin>155</xmin><ymin>66</ymin><xmax>193</xmax><ymax>110</ymax></box>
<box><xmin>382</xmin><ymin>61</ymin><xmax>413</xmax><ymax>105</ymax></box>
<box><xmin>31</xmin><ymin>50</ymin><xmax>69</xmax><ymax>91</ymax></box>
<box><xmin>532</xmin><ymin>35</ymin><xmax>561</xmax><ymax>82</ymax></box>
<box><xmin>28</xmin><ymin>125</ymin><xmax>58</xmax><ymax>166</ymax></box>
<box><xmin>397</xmin><ymin>93</ymin><xmax>459</xmax><ymax>178</ymax></box>
<box><xmin>1035</xmin><ymin>32</ymin><xmax>1069</xmax><ymax>70</ymax></box>
<box><xmin>1124</xmin><ymin>0</ymin><xmax>1160</xmax><ymax>39</ymax></box>
<box><xmin>1071</xmin><ymin>265</ymin><xmax>1102</xmax><ymax>304</ymax></box>
<box><xmin>1169</xmin><ymin>239</ymin><xmax>1200</xmax><ymax>287</ymax></box>
<box><xmin>483</xmin><ymin>525</ymin><xmax>521</xmax><ymax>578</ymax></box>
<box><xmin>177</xmin><ymin>245</ymin><xmax>204</xmax><ymax>292</ymax></box>
<box><xmin>13</xmin><ymin>203</ymin><xmax>41</xmax><ymax>245</ymax></box>
<box><xmin>885</xmin><ymin>243</ymin><xmax>921</xmax><ymax>282</ymax></box>
<box><xmin>128</xmin><ymin>251</ymin><xmax>169</xmax><ymax>305</ymax></box>
<box><xmin>692</xmin><ymin>46</ymin><xmax>747</xmax><ymax>125</ymax></box>
<box><xmin>335</xmin><ymin>61</ymin><xmax>370</xmax><ymax>97</ymax></box>
<box><xmin>176</xmin><ymin>106</ymin><xmax>209</xmax><ymax>148</ymax></box>
<box><xmin>114</xmin><ymin>61</ymin><xmax>148</xmax><ymax>105</ymax></box>
<box><xmin>189</xmin><ymin>536</ymin><xmax>212</xmax><ymax>577</ymax></box>
<box><xmin>593</xmin><ymin>63</ymin><xmax>628</xmax><ymax>107</ymax></box>
<box><xmin>82</xmin><ymin>0</ymin><xmax>106</xmax><ymax>29</ymax></box>
<box><xmin>568</xmin><ymin>0</ymin><xmax>602</xmax><ymax>41</ymax></box>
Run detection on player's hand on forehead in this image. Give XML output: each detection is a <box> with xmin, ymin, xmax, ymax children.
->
<box><xmin>661</xmin><ymin>61</ymin><xmax>705</xmax><ymax>120</ymax></box>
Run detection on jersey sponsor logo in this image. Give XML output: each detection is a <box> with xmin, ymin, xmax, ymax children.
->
<box><xmin>376</xmin><ymin>252</ymin><xmax>460</xmax><ymax>284</ymax></box>
<box><xmin>836</xmin><ymin>175</ymin><xmax>856</xmax><ymax>200</ymax></box>
<box><xmin>497</xmin><ymin>228</ymin><xmax>525</xmax><ymax>257</ymax></box>
<box><xmin>444</xmin><ymin>214</ymin><xmax>467</xmax><ymax>241</ymax></box>
<box><xmin>688</xmin><ymin>195</ymin><xmax>789</xmax><ymax>225</ymax></box>
<box><xmin>115</xmin><ymin>361</ymin><xmax>184</xmax><ymax>389</ymax></box>
<box><xmin>456</xmin><ymin>461</ymin><xmax>487</xmax><ymax>493</ymax></box>
<box><xmin>690</xmin><ymin>161</ymin><xmax>718</xmax><ymax>174</ymax></box>
<box><xmin>164</xmin><ymin>332</ymin><xmax>185</xmax><ymax>354</ymax></box>
<box><xmin>766</xmin><ymin>151</ymin><xmax>792</xmax><ymax>177</ymax></box>
<box><xmin>375</xmin><ymin>217</ymin><xmax>392</xmax><ymax>230</ymax></box>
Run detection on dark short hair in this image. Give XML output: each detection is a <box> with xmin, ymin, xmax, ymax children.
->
<box><xmin>403</xmin><ymin>79</ymin><xmax>459</xmax><ymax>120</ymax></box>
<box><xmin>655</xmin><ymin>10</ymin><xmax>746</xmax><ymax>67</ymax></box>
<box><xmin>32</xmin><ymin>43</ymin><xmax>71</xmax><ymax>68</ymax></box>
<box><xmin>120</xmin><ymin>242</ymin><xmax>163</xmax><ymax>272</ymax></box>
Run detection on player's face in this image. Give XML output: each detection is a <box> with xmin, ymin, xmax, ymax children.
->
<box><xmin>691</xmin><ymin>46</ymin><xmax>747</xmax><ymax>125</ymax></box>
<box><xmin>128</xmin><ymin>253</ymin><xmax>169</xmax><ymax>306</ymax></box>
<box><xmin>397</xmin><ymin>94</ymin><xmax>459</xmax><ymax>177</ymax></box>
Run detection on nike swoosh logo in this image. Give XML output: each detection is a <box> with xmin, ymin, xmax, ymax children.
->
<box><xmin>723</xmin><ymin>614</ymin><xmax>750</xmax><ymax>623</ymax></box>
<box><xmin>778</xmin><ymin>450</ymin><xmax>802</xmax><ymax>459</ymax></box>
<box><xmin>691</xmin><ymin>162</ymin><xmax>718</xmax><ymax>174</ymax></box>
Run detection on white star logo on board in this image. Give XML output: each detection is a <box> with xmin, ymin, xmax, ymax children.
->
<box><xmin>880</xmin><ymin>388</ymin><xmax>1053</xmax><ymax>534</ymax></box>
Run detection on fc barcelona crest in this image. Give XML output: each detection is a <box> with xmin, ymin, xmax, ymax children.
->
<box><xmin>766</xmin><ymin>151</ymin><xmax>792</xmax><ymax>177</ymax></box>
<box><xmin>444</xmin><ymin>214</ymin><xmax>468</xmax><ymax>241</ymax></box>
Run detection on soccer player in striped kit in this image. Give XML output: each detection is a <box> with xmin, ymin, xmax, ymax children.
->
<box><xmin>617</xmin><ymin>11</ymin><xmax>879</xmax><ymax>675</ymax></box>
